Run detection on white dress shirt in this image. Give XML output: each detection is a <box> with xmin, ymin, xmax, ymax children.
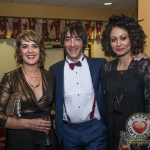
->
<box><xmin>63</xmin><ymin>55</ymin><xmax>100</xmax><ymax>123</ymax></box>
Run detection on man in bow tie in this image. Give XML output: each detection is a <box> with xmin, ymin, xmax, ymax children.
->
<box><xmin>49</xmin><ymin>22</ymin><xmax>107</xmax><ymax>150</ymax></box>
<box><xmin>49</xmin><ymin>22</ymin><xmax>148</xmax><ymax>150</ymax></box>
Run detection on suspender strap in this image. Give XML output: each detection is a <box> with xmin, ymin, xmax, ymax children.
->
<box><xmin>90</xmin><ymin>96</ymin><xmax>96</xmax><ymax>120</ymax></box>
<box><xmin>63</xmin><ymin>96</ymin><xmax>96</xmax><ymax>123</ymax></box>
<box><xmin>63</xmin><ymin>98</ymin><xmax>71</xmax><ymax>122</ymax></box>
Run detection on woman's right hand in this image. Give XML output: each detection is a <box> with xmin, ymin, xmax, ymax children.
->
<box><xmin>5</xmin><ymin>117</ymin><xmax>52</xmax><ymax>133</ymax></box>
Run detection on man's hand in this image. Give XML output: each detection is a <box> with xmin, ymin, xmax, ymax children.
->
<box><xmin>133</xmin><ymin>52</ymin><xmax>149</xmax><ymax>60</ymax></box>
<box><xmin>121</xmin><ymin>144</ymin><xmax>130</xmax><ymax>150</ymax></box>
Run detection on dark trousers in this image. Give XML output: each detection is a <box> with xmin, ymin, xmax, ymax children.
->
<box><xmin>62</xmin><ymin>119</ymin><xmax>107</xmax><ymax>150</ymax></box>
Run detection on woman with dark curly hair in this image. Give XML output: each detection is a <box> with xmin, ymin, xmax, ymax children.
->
<box><xmin>101</xmin><ymin>14</ymin><xmax>150</xmax><ymax>150</ymax></box>
<box><xmin>0</xmin><ymin>30</ymin><xmax>59</xmax><ymax>150</ymax></box>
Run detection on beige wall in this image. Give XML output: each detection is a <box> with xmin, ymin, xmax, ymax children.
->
<box><xmin>138</xmin><ymin>0</ymin><xmax>150</xmax><ymax>55</ymax></box>
<box><xmin>0</xmin><ymin>39</ymin><xmax>16</xmax><ymax>80</ymax></box>
<box><xmin>0</xmin><ymin>2</ymin><xmax>138</xmax><ymax>80</ymax></box>
<box><xmin>0</xmin><ymin>39</ymin><xmax>104</xmax><ymax>80</ymax></box>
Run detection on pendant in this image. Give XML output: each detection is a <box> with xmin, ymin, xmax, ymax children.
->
<box><xmin>30</xmin><ymin>82</ymin><xmax>40</xmax><ymax>88</ymax></box>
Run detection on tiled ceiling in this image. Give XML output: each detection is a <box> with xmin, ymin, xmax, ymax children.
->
<box><xmin>0</xmin><ymin>0</ymin><xmax>138</xmax><ymax>11</ymax></box>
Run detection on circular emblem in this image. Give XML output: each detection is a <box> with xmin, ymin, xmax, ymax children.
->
<box><xmin>126</xmin><ymin>113</ymin><xmax>150</xmax><ymax>139</ymax></box>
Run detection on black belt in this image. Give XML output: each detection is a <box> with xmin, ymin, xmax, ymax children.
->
<box><xmin>63</xmin><ymin>119</ymin><xmax>96</xmax><ymax>126</ymax></box>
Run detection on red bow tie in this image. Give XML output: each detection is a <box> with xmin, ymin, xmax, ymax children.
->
<box><xmin>69</xmin><ymin>61</ymin><xmax>82</xmax><ymax>70</ymax></box>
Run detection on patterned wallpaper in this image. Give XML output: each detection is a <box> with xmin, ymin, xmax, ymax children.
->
<box><xmin>0</xmin><ymin>17</ymin><xmax>108</xmax><ymax>41</ymax></box>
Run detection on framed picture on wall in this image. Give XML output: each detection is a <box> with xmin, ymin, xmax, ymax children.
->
<box><xmin>44</xmin><ymin>41</ymin><xmax>62</xmax><ymax>49</ymax></box>
<box><xmin>84</xmin><ymin>44</ymin><xmax>91</xmax><ymax>57</ymax></box>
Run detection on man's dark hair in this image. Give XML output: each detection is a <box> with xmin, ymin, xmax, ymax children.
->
<box><xmin>60</xmin><ymin>22</ymin><xmax>88</xmax><ymax>52</ymax></box>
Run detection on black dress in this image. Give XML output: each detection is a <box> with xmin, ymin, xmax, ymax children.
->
<box><xmin>5</xmin><ymin>111</ymin><xmax>59</xmax><ymax>150</ymax></box>
<box><xmin>101</xmin><ymin>58</ymin><xmax>150</xmax><ymax>150</ymax></box>
<box><xmin>0</xmin><ymin>68</ymin><xmax>59</xmax><ymax>150</ymax></box>
<box><xmin>112</xmin><ymin>71</ymin><xmax>127</xmax><ymax>150</ymax></box>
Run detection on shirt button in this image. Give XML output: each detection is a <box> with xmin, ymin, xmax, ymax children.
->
<box><xmin>78</xmin><ymin>94</ymin><xmax>79</xmax><ymax>96</ymax></box>
<box><xmin>78</xmin><ymin>106</ymin><xmax>80</xmax><ymax>108</ymax></box>
<box><xmin>77</xmin><ymin>83</ymin><xmax>78</xmax><ymax>84</ymax></box>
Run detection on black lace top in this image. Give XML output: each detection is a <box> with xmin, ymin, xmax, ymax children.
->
<box><xmin>101</xmin><ymin>58</ymin><xmax>150</xmax><ymax>150</ymax></box>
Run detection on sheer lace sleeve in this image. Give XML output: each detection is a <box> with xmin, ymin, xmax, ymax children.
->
<box><xmin>138</xmin><ymin>59</ymin><xmax>150</xmax><ymax>113</ymax></box>
<box><xmin>100</xmin><ymin>63</ymin><xmax>109</xmax><ymax>107</ymax></box>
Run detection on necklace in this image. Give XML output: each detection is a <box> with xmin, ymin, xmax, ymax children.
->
<box><xmin>22</xmin><ymin>69</ymin><xmax>40</xmax><ymax>88</ymax></box>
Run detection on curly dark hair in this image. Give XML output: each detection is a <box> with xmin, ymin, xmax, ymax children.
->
<box><xmin>14</xmin><ymin>30</ymin><xmax>46</xmax><ymax>67</ymax></box>
<box><xmin>60</xmin><ymin>22</ymin><xmax>88</xmax><ymax>52</ymax></box>
<box><xmin>101</xmin><ymin>14</ymin><xmax>147</xmax><ymax>57</ymax></box>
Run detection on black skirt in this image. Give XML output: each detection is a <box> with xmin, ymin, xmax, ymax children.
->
<box><xmin>5</xmin><ymin>112</ymin><xmax>59</xmax><ymax>150</ymax></box>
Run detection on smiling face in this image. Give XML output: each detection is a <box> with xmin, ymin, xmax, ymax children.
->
<box><xmin>64</xmin><ymin>30</ymin><xmax>83</xmax><ymax>62</ymax></box>
<box><xmin>110</xmin><ymin>27</ymin><xmax>131</xmax><ymax>57</ymax></box>
<box><xmin>20</xmin><ymin>39</ymin><xmax>40</xmax><ymax>66</ymax></box>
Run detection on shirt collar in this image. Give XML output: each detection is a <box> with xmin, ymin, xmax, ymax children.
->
<box><xmin>66</xmin><ymin>54</ymin><xmax>84</xmax><ymax>64</ymax></box>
